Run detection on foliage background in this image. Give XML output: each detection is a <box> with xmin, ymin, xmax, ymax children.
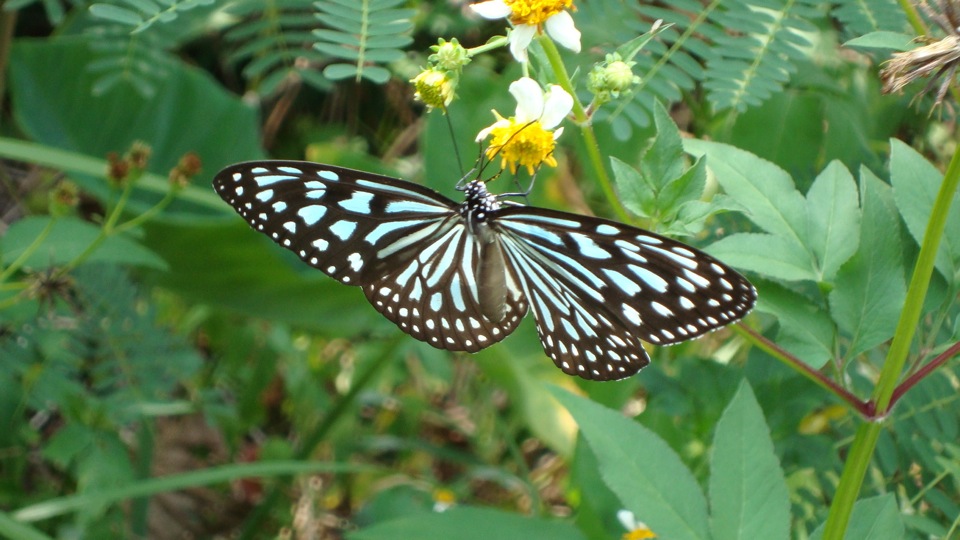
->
<box><xmin>0</xmin><ymin>0</ymin><xmax>957</xmax><ymax>539</ymax></box>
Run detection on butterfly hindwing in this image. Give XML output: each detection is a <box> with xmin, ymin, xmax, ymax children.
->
<box><xmin>362</xmin><ymin>225</ymin><xmax>528</xmax><ymax>352</ymax></box>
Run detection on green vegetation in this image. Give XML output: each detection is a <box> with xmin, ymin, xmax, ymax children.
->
<box><xmin>0</xmin><ymin>1</ymin><xmax>957</xmax><ymax>538</ymax></box>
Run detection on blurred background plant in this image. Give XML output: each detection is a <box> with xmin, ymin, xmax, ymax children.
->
<box><xmin>0</xmin><ymin>1</ymin><xmax>957</xmax><ymax>539</ymax></box>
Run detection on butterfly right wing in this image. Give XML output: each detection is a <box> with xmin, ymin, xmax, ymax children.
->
<box><xmin>214</xmin><ymin>161</ymin><xmax>459</xmax><ymax>286</ymax></box>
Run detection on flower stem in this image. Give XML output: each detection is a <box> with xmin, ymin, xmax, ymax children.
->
<box><xmin>538</xmin><ymin>36</ymin><xmax>630</xmax><ymax>222</ymax></box>
<box><xmin>821</xmin><ymin>135</ymin><xmax>960</xmax><ymax>539</ymax></box>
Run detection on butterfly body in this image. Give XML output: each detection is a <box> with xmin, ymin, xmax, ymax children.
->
<box><xmin>214</xmin><ymin>161</ymin><xmax>756</xmax><ymax>381</ymax></box>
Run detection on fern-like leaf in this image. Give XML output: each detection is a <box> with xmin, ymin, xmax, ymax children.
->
<box><xmin>703</xmin><ymin>0</ymin><xmax>820</xmax><ymax>112</ymax></box>
<box><xmin>224</xmin><ymin>0</ymin><xmax>332</xmax><ymax>95</ymax></box>
<box><xmin>89</xmin><ymin>0</ymin><xmax>215</xmax><ymax>33</ymax></box>
<box><xmin>85</xmin><ymin>25</ymin><xmax>175</xmax><ymax>97</ymax></box>
<box><xmin>833</xmin><ymin>0</ymin><xmax>905</xmax><ymax>36</ymax></box>
<box><xmin>313</xmin><ymin>0</ymin><xmax>415</xmax><ymax>84</ymax></box>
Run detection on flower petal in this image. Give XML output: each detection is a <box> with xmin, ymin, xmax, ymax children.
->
<box><xmin>540</xmin><ymin>85</ymin><xmax>573</xmax><ymax>129</ymax></box>
<box><xmin>469</xmin><ymin>0</ymin><xmax>511</xmax><ymax>19</ymax></box>
<box><xmin>509</xmin><ymin>77</ymin><xmax>545</xmax><ymax>122</ymax></box>
<box><xmin>476</xmin><ymin>114</ymin><xmax>509</xmax><ymax>141</ymax></box>
<box><xmin>545</xmin><ymin>11</ymin><xmax>581</xmax><ymax>53</ymax></box>
<box><xmin>508</xmin><ymin>24</ymin><xmax>537</xmax><ymax>63</ymax></box>
<box><xmin>552</xmin><ymin>126</ymin><xmax>564</xmax><ymax>140</ymax></box>
<box><xmin>617</xmin><ymin>510</ymin><xmax>637</xmax><ymax>530</ymax></box>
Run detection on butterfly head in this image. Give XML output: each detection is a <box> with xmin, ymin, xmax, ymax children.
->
<box><xmin>459</xmin><ymin>179</ymin><xmax>502</xmax><ymax>233</ymax></box>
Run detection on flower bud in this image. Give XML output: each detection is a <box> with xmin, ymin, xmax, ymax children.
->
<box><xmin>411</xmin><ymin>68</ymin><xmax>455</xmax><ymax>110</ymax></box>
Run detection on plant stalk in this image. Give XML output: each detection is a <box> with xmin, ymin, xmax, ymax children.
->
<box><xmin>538</xmin><ymin>37</ymin><xmax>631</xmax><ymax>223</ymax></box>
<box><xmin>821</xmin><ymin>140</ymin><xmax>960</xmax><ymax>538</ymax></box>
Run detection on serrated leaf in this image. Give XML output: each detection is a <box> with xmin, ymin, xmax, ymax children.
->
<box><xmin>550</xmin><ymin>387</ymin><xmax>710</xmax><ymax>540</ymax></box>
<box><xmin>611</xmin><ymin>156</ymin><xmax>652</xmax><ymax>218</ymax></box>
<box><xmin>684</xmin><ymin>139</ymin><xmax>808</xmax><ymax>246</ymax></box>
<box><xmin>641</xmin><ymin>101</ymin><xmax>685</xmax><ymax>188</ymax></box>
<box><xmin>709</xmin><ymin>381</ymin><xmax>790</xmax><ymax>540</ymax></box>
<box><xmin>805</xmin><ymin>160</ymin><xmax>860</xmax><ymax>282</ymax></box>
<box><xmin>829</xmin><ymin>168</ymin><xmax>905</xmax><ymax>357</ymax></box>
<box><xmin>889</xmin><ymin>139</ymin><xmax>960</xmax><ymax>281</ymax></box>
<box><xmin>810</xmin><ymin>494</ymin><xmax>904</xmax><ymax>540</ymax></box>
<box><xmin>660</xmin><ymin>156</ymin><xmax>707</xmax><ymax>216</ymax></box>
<box><xmin>753</xmin><ymin>281</ymin><xmax>835</xmax><ymax>368</ymax></box>
<box><xmin>706</xmin><ymin>233</ymin><xmax>814</xmax><ymax>282</ymax></box>
<box><xmin>348</xmin><ymin>506</ymin><xmax>585</xmax><ymax>540</ymax></box>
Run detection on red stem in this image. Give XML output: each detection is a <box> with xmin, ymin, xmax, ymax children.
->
<box><xmin>736</xmin><ymin>323</ymin><xmax>872</xmax><ymax>417</ymax></box>
<box><xmin>887</xmin><ymin>340</ymin><xmax>960</xmax><ymax>412</ymax></box>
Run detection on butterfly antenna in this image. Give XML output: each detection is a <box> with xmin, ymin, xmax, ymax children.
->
<box><xmin>441</xmin><ymin>103</ymin><xmax>466</xmax><ymax>176</ymax></box>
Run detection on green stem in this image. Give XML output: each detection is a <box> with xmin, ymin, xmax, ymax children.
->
<box><xmin>468</xmin><ymin>35</ymin><xmax>509</xmax><ymax>57</ymax></box>
<box><xmin>60</xmin><ymin>180</ymin><xmax>136</xmax><ymax>273</ymax></box>
<box><xmin>114</xmin><ymin>189</ymin><xmax>177</xmax><ymax>235</ymax></box>
<box><xmin>538</xmin><ymin>37</ymin><xmax>631</xmax><ymax>223</ymax></box>
<box><xmin>821</xmin><ymin>141</ymin><xmax>960</xmax><ymax>538</ymax></box>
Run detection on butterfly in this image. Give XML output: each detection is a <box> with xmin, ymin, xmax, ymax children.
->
<box><xmin>214</xmin><ymin>161</ymin><xmax>756</xmax><ymax>381</ymax></box>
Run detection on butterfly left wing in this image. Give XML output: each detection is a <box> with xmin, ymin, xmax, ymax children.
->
<box><xmin>494</xmin><ymin>207</ymin><xmax>756</xmax><ymax>381</ymax></box>
<box><xmin>215</xmin><ymin>161</ymin><xmax>528</xmax><ymax>351</ymax></box>
<box><xmin>214</xmin><ymin>161</ymin><xmax>459</xmax><ymax>286</ymax></box>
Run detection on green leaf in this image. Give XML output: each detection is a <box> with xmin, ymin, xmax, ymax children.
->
<box><xmin>804</xmin><ymin>161</ymin><xmax>860</xmax><ymax>282</ymax></box>
<box><xmin>550</xmin><ymin>387</ymin><xmax>710</xmax><ymax>540</ymax></box>
<box><xmin>8</xmin><ymin>37</ymin><xmax>263</xmax><ymax>216</ymax></box>
<box><xmin>0</xmin><ymin>217</ymin><xmax>168</xmax><ymax>270</ymax></box>
<box><xmin>709</xmin><ymin>381</ymin><xmax>790</xmax><ymax>540</ymax></box>
<box><xmin>88</xmin><ymin>4</ymin><xmax>144</xmax><ymax>25</ymax></box>
<box><xmin>889</xmin><ymin>139</ymin><xmax>960</xmax><ymax>280</ymax></box>
<box><xmin>753</xmin><ymin>281</ymin><xmax>835</xmax><ymax>368</ymax></box>
<box><xmin>642</xmin><ymin>101</ymin><xmax>686</xmax><ymax>191</ymax></box>
<box><xmin>41</xmin><ymin>423</ymin><xmax>95</xmax><ymax>469</ymax></box>
<box><xmin>844</xmin><ymin>31</ymin><xmax>915</xmax><ymax>52</ymax></box>
<box><xmin>810</xmin><ymin>494</ymin><xmax>904</xmax><ymax>540</ymax></box>
<box><xmin>142</xmin><ymin>220</ymin><xmax>380</xmax><ymax>335</ymax></box>
<box><xmin>706</xmin><ymin>232</ymin><xmax>814</xmax><ymax>282</ymax></box>
<box><xmin>323</xmin><ymin>63</ymin><xmax>360</xmax><ymax>81</ymax></box>
<box><xmin>612</xmin><ymin>156</ymin><xmax>650</xmax><ymax>217</ymax></box>
<box><xmin>684</xmin><ymin>140</ymin><xmax>808</xmax><ymax>249</ymax></box>
<box><xmin>829</xmin><ymin>168</ymin><xmax>905</xmax><ymax>357</ymax></box>
<box><xmin>348</xmin><ymin>506</ymin><xmax>586</xmax><ymax>540</ymax></box>
<box><xmin>614</xmin><ymin>106</ymin><xmax>707</xmax><ymax>228</ymax></box>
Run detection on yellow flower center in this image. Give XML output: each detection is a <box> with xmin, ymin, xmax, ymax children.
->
<box><xmin>484</xmin><ymin>119</ymin><xmax>557</xmax><ymax>174</ymax></box>
<box><xmin>504</xmin><ymin>0</ymin><xmax>573</xmax><ymax>27</ymax></box>
<box><xmin>622</xmin><ymin>527</ymin><xmax>657</xmax><ymax>540</ymax></box>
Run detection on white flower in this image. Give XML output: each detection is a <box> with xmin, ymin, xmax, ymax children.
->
<box><xmin>470</xmin><ymin>0</ymin><xmax>581</xmax><ymax>62</ymax></box>
<box><xmin>617</xmin><ymin>509</ymin><xmax>657</xmax><ymax>539</ymax></box>
<box><xmin>476</xmin><ymin>77</ymin><xmax>573</xmax><ymax>174</ymax></box>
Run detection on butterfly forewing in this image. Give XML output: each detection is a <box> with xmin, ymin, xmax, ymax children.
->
<box><xmin>215</xmin><ymin>161</ymin><xmax>528</xmax><ymax>352</ymax></box>
<box><xmin>214</xmin><ymin>161</ymin><xmax>457</xmax><ymax>286</ymax></box>
<box><xmin>494</xmin><ymin>207</ymin><xmax>756</xmax><ymax>381</ymax></box>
